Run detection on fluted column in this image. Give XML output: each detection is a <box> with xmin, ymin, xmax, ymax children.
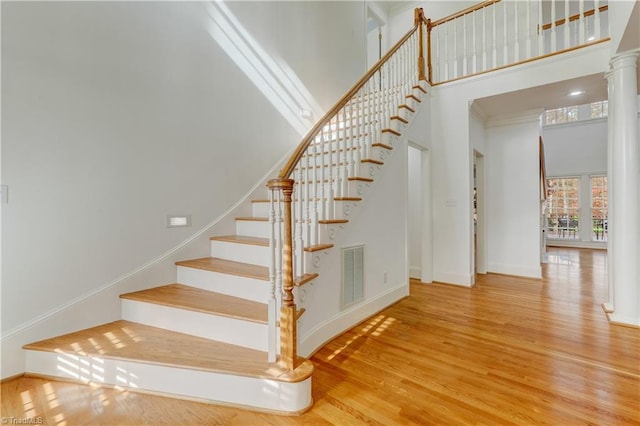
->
<box><xmin>606</xmin><ymin>50</ymin><xmax>640</xmax><ymax>326</ymax></box>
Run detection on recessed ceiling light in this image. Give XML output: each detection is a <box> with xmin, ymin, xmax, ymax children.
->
<box><xmin>569</xmin><ymin>90</ymin><xmax>585</xmax><ymax>96</ymax></box>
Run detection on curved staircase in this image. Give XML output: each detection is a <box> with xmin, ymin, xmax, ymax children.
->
<box><xmin>22</xmin><ymin>10</ymin><xmax>430</xmax><ymax>414</ymax></box>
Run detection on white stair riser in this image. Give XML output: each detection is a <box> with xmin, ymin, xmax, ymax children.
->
<box><xmin>25</xmin><ymin>351</ymin><xmax>311</xmax><ymax>413</ymax></box>
<box><xmin>236</xmin><ymin>220</ymin><xmax>270</xmax><ymax>239</ymax></box>
<box><xmin>334</xmin><ymin>200</ymin><xmax>360</xmax><ymax>220</ymax></box>
<box><xmin>252</xmin><ymin>202</ymin><xmax>270</xmax><ymax>217</ymax></box>
<box><xmin>177</xmin><ymin>266</ymin><xmax>269</xmax><ymax>303</ymax></box>
<box><xmin>381</xmin><ymin>132</ymin><xmax>400</xmax><ymax>147</ymax></box>
<box><xmin>348</xmin><ymin>179</ymin><xmax>372</xmax><ymax>197</ymax></box>
<box><xmin>371</xmin><ymin>146</ymin><xmax>393</xmax><ymax>162</ymax></box>
<box><xmin>121</xmin><ymin>300</ymin><xmax>268</xmax><ymax>351</ymax></box>
<box><xmin>210</xmin><ymin>240</ymin><xmax>270</xmax><ymax>267</ymax></box>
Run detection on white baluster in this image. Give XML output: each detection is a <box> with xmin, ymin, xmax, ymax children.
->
<box><xmin>594</xmin><ymin>0</ymin><xmax>601</xmax><ymax>40</ymax></box>
<box><xmin>492</xmin><ymin>3</ymin><xmax>497</xmax><ymax>68</ymax></box>
<box><xmin>564</xmin><ymin>0</ymin><xmax>570</xmax><ymax>49</ymax></box>
<box><xmin>435</xmin><ymin>27</ymin><xmax>440</xmax><ymax>82</ymax></box>
<box><xmin>482</xmin><ymin>6</ymin><xmax>487</xmax><ymax>71</ymax></box>
<box><xmin>551</xmin><ymin>0</ymin><xmax>557</xmax><ymax>52</ymax></box>
<box><xmin>578</xmin><ymin>0</ymin><xmax>585</xmax><ymax>45</ymax></box>
<box><xmin>453</xmin><ymin>18</ymin><xmax>458</xmax><ymax>78</ymax></box>
<box><xmin>538</xmin><ymin>0</ymin><xmax>544</xmax><ymax>56</ymax></box>
<box><xmin>319</xmin><ymin>128</ymin><xmax>326</xmax><ymax>221</ymax></box>
<box><xmin>463</xmin><ymin>13</ymin><xmax>468</xmax><ymax>77</ymax></box>
<box><xmin>312</xmin><ymin>141</ymin><xmax>319</xmax><ymax>246</ymax></box>
<box><xmin>526</xmin><ymin>0</ymin><xmax>532</xmax><ymax>59</ymax></box>
<box><xmin>325</xmin><ymin>125</ymin><xmax>334</xmax><ymax>220</ymax></box>
<box><xmin>514</xmin><ymin>0</ymin><xmax>520</xmax><ymax>62</ymax></box>
<box><xmin>503</xmin><ymin>0</ymin><xmax>508</xmax><ymax>65</ymax></box>
<box><xmin>444</xmin><ymin>24</ymin><xmax>449</xmax><ymax>80</ymax></box>
<box><xmin>472</xmin><ymin>9</ymin><xmax>477</xmax><ymax>74</ymax></box>
<box><xmin>348</xmin><ymin>101</ymin><xmax>356</xmax><ymax>178</ymax></box>
<box><xmin>295</xmin><ymin>169</ymin><xmax>304</xmax><ymax>275</ymax></box>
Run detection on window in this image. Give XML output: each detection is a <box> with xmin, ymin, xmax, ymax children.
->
<box><xmin>545</xmin><ymin>106</ymin><xmax>579</xmax><ymax>125</ymax></box>
<box><xmin>590</xmin><ymin>100</ymin><xmax>608</xmax><ymax>119</ymax></box>
<box><xmin>591</xmin><ymin>176</ymin><xmax>608</xmax><ymax>241</ymax></box>
<box><xmin>546</xmin><ymin>177</ymin><xmax>580</xmax><ymax>240</ymax></box>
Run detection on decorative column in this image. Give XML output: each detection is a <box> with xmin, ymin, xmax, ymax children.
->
<box><xmin>606</xmin><ymin>50</ymin><xmax>640</xmax><ymax>326</ymax></box>
<box><xmin>602</xmin><ymin>69</ymin><xmax>615</xmax><ymax>314</ymax></box>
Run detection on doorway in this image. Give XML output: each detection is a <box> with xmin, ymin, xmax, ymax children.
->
<box><xmin>408</xmin><ymin>144</ymin><xmax>432</xmax><ymax>283</ymax></box>
<box><xmin>473</xmin><ymin>151</ymin><xmax>487</xmax><ymax>278</ymax></box>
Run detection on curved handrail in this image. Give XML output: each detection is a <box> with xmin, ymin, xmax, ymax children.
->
<box><xmin>430</xmin><ymin>0</ymin><xmax>501</xmax><ymax>27</ymax></box>
<box><xmin>277</xmin><ymin>9</ymin><xmax>426</xmax><ymax>180</ymax></box>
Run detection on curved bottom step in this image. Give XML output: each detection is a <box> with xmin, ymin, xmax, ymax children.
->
<box><xmin>23</xmin><ymin>321</ymin><xmax>313</xmax><ymax>414</ymax></box>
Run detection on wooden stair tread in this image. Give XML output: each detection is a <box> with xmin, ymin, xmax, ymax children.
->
<box><xmin>295</xmin><ymin>273</ymin><xmax>319</xmax><ymax>287</ymax></box>
<box><xmin>334</xmin><ymin>197</ymin><xmax>362</xmax><ymax>201</ymax></box>
<box><xmin>251</xmin><ymin>199</ymin><xmax>269</xmax><ymax>203</ymax></box>
<box><xmin>176</xmin><ymin>257</ymin><xmax>269</xmax><ymax>281</ymax></box>
<box><xmin>382</xmin><ymin>128</ymin><xmax>401</xmax><ymax>136</ymax></box>
<box><xmin>210</xmin><ymin>235</ymin><xmax>269</xmax><ymax>247</ymax></box>
<box><xmin>413</xmin><ymin>84</ymin><xmax>428</xmax><ymax>93</ymax></box>
<box><xmin>348</xmin><ymin>176</ymin><xmax>374</xmax><ymax>182</ymax></box>
<box><xmin>390</xmin><ymin>115</ymin><xmax>409</xmax><ymax>123</ymax></box>
<box><xmin>235</xmin><ymin>216</ymin><xmax>268</xmax><ymax>222</ymax></box>
<box><xmin>362</xmin><ymin>158</ymin><xmax>384</xmax><ymax>165</ymax></box>
<box><xmin>23</xmin><ymin>320</ymin><xmax>312</xmax><ymax>383</ymax></box>
<box><xmin>120</xmin><ymin>284</ymin><xmax>267</xmax><ymax>324</ymax></box>
<box><xmin>399</xmin><ymin>104</ymin><xmax>415</xmax><ymax>112</ymax></box>
<box><xmin>304</xmin><ymin>244</ymin><xmax>334</xmax><ymax>253</ymax></box>
<box><xmin>372</xmin><ymin>142</ymin><xmax>393</xmax><ymax>150</ymax></box>
<box><xmin>318</xmin><ymin>219</ymin><xmax>348</xmax><ymax>224</ymax></box>
<box><xmin>406</xmin><ymin>94</ymin><xmax>421</xmax><ymax>102</ymax></box>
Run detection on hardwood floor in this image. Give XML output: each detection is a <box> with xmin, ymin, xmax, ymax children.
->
<box><xmin>3</xmin><ymin>248</ymin><xmax>638</xmax><ymax>425</ymax></box>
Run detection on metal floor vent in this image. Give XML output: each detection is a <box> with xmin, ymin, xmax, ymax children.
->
<box><xmin>342</xmin><ymin>245</ymin><xmax>364</xmax><ymax>309</ymax></box>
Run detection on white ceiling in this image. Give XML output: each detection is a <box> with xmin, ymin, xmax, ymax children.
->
<box><xmin>473</xmin><ymin>73</ymin><xmax>609</xmax><ymax>119</ymax></box>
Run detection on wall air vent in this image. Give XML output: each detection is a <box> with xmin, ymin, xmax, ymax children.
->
<box><xmin>342</xmin><ymin>245</ymin><xmax>364</xmax><ymax>309</ymax></box>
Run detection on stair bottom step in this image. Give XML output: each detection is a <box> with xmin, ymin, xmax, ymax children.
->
<box><xmin>23</xmin><ymin>321</ymin><xmax>313</xmax><ymax>413</ymax></box>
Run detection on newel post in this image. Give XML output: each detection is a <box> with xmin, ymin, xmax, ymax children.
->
<box><xmin>415</xmin><ymin>8</ymin><xmax>427</xmax><ymax>81</ymax></box>
<box><xmin>267</xmin><ymin>178</ymin><xmax>298</xmax><ymax>370</ymax></box>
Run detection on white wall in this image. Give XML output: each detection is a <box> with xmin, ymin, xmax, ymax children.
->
<box><xmin>486</xmin><ymin>111</ymin><xmax>543</xmax><ymax>278</ymax></box>
<box><xmin>408</xmin><ymin>146</ymin><xmax>423</xmax><ymax>278</ymax></box>
<box><xmin>543</xmin><ymin>119</ymin><xmax>607</xmax><ymax>176</ymax></box>
<box><xmin>1</xmin><ymin>1</ymin><xmax>367</xmax><ymax>378</ymax></box>
<box><xmin>428</xmin><ymin>42</ymin><xmax>610</xmax><ymax>286</ymax></box>
<box><xmin>298</xmin><ymin>136</ymin><xmax>409</xmax><ymax>357</ymax></box>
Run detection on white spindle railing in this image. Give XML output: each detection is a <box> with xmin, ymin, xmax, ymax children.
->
<box><xmin>267</xmin><ymin>11</ymin><xmax>427</xmax><ymax>367</ymax></box>
<box><xmin>428</xmin><ymin>0</ymin><xmax>610</xmax><ymax>84</ymax></box>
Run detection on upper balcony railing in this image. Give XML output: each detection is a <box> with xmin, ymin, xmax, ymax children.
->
<box><xmin>427</xmin><ymin>0</ymin><xmax>610</xmax><ymax>85</ymax></box>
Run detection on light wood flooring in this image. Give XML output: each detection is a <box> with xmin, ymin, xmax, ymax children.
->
<box><xmin>3</xmin><ymin>248</ymin><xmax>639</xmax><ymax>425</ymax></box>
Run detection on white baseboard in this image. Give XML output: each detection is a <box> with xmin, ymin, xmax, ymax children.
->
<box><xmin>298</xmin><ymin>283</ymin><xmax>409</xmax><ymax>358</ymax></box>
<box><xmin>488</xmin><ymin>263</ymin><xmax>542</xmax><ymax>279</ymax></box>
<box><xmin>432</xmin><ymin>271</ymin><xmax>473</xmax><ymax>286</ymax></box>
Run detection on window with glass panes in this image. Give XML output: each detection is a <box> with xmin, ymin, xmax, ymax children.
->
<box><xmin>545</xmin><ymin>106</ymin><xmax>579</xmax><ymax>125</ymax></box>
<box><xmin>546</xmin><ymin>178</ymin><xmax>580</xmax><ymax>239</ymax></box>
<box><xmin>591</xmin><ymin>176</ymin><xmax>608</xmax><ymax>241</ymax></box>
<box><xmin>590</xmin><ymin>101</ymin><xmax>608</xmax><ymax>119</ymax></box>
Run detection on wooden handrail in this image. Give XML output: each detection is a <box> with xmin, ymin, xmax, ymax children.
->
<box><xmin>278</xmin><ymin>10</ymin><xmax>425</xmax><ymax>180</ymax></box>
<box><xmin>539</xmin><ymin>5</ymin><xmax>608</xmax><ymax>31</ymax></box>
<box><xmin>430</xmin><ymin>0</ymin><xmax>502</xmax><ymax>28</ymax></box>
